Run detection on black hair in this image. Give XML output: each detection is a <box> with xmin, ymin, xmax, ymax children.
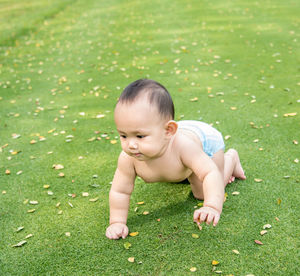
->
<box><xmin>118</xmin><ymin>79</ymin><xmax>174</xmax><ymax>119</ymax></box>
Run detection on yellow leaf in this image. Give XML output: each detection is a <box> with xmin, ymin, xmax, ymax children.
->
<box><xmin>192</xmin><ymin>233</ymin><xmax>199</xmax><ymax>239</ymax></box>
<box><xmin>89</xmin><ymin>197</ymin><xmax>99</xmax><ymax>202</ymax></box>
<box><xmin>190</xmin><ymin>267</ymin><xmax>197</xmax><ymax>272</ymax></box>
<box><xmin>110</xmin><ymin>140</ymin><xmax>117</xmax><ymax>144</ymax></box>
<box><xmin>129</xmin><ymin>232</ymin><xmax>139</xmax><ymax>237</ymax></box>
<box><xmin>190</xmin><ymin>97</ymin><xmax>198</xmax><ymax>102</ymax></box>
<box><xmin>232</xmin><ymin>249</ymin><xmax>240</xmax><ymax>255</ymax></box>
<box><xmin>254</xmin><ymin>178</ymin><xmax>263</xmax><ymax>182</ymax></box>
<box><xmin>283</xmin><ymin>112</ymin><xmax>297</xmax><ymax>117</ymax></box>
<box><xmin>212</xmin><ymin>260</ymin><xmax>219</xmax><ymax>266</ymax></box>
<box><xmin>143</xmin><ymin>211</ymin><xmax>149</xmax><ymax>215</ymax></box>
<box><xmin>137</xmin><ymin>201</ymin><xmax>144</xmax><ymax>205</ymax></box>
<box><xmin>43</xmin><ymin>185</ymin><xmax>50</xmax><ymax>189</ymax></box>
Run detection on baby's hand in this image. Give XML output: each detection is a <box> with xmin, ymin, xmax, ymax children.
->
<box><xmin>193</xmin><ymin>206</ymin><xmax>221</xmax><ymax>227</ymax></box>
<box><xmin>106</xmin><ymin>223</ymin><xmax>129</xmax><ymax>240</ymax></box>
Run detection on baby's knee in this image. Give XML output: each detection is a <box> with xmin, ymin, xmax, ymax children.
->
<box><xmin>192</xmin><ymin>192</ymin><xmax>204</xmax><ymax>201</ymax></box>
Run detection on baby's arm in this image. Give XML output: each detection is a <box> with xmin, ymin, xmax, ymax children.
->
<box><xmin>106</xmin><ymin>151</ymin><xmax>136</xmax><ymax>239</ymax></box>
<box><xmin>180</xmin><ymin>140</ymin><xmax>224</xmax><ymax>226</ymax></box>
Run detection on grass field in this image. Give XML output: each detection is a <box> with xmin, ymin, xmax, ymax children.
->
<box><xmin>0</xmin><ymin>0</ymin><xmax>299</xmax><ymax>275</ymax></box>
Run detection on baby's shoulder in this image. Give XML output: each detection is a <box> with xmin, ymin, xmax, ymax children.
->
<box><xmin>173</xmin><ymin>130</ymin><xmax>202</xmax><ymax>153</ymax></box>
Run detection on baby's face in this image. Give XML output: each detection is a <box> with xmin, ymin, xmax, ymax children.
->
<box><xmin>114</xmin><ymin>98</ymin><xmax>170</xmax><ymax>161</ymax></box>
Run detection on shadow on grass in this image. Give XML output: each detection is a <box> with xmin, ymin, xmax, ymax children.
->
<box><xmin>127</xmin><ymin>186</ymin><xmax>198</xmax><ymax>229</ymax></box>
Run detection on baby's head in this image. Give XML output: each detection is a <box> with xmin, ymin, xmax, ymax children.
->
<box><xmin>114</xmin><ymin>79</ymin><xmax>177</xmax><ymax>160</ymax></box>
<box><xmin>117</xmin><ymin>79</ymin><xmax>174</xmax><ymax>121</ymax></box>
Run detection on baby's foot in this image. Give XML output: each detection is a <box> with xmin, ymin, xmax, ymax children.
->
<box><xmin>227</xmin><ymin>149</ymin><xmax>246</xmax><ymax>180</ymax></box>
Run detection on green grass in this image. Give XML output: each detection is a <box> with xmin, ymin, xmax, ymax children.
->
<box><xmin>0</xmin><ymin>0</ymin><xmax>299</xmax><ymax>275</ymax></box>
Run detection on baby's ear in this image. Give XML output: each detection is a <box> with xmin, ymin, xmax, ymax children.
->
<box><xmin>165</xmin><ymin>120</ymin><xmax>178</xmax><ymax>137</ymax></box>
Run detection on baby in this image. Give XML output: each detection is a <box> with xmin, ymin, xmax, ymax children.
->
<box><xmin>106</xmin><ymin>79</ymin><xmax>246</xmax><ymax>240</ymax></box>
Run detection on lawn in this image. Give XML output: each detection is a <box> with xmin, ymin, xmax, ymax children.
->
<box><xmin>0</xmin><ymin>0</ymin><xmax>299</xmax><ymax>275</ymax></box>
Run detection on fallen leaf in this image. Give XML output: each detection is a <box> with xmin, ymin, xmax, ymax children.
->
<box><xmin>254</xmin><ymin>240</ymin><xmax>263</xmax><ymax>245</ymax></box>
<box><xmin>5</xmin><ymin>169</ymin><xmax>11</xmax><ymax>175</ymax></box>
<box><xmin>82</xmin><ymin>192</ymin><xmax>89</xmax><ymax>197</ymax></box>
<box><xmin>294</xmin><ymin>158</ymin><xmax>299</xmax><ymax>163</ymax></box>
<box><xmin>58</xmin><ymin>173</ymin><xmax>65</xmax><ymax>177</ymax></box>
<box><xmin>283</xmin><ymin>112</ymin><xmax>297</xmax><ymax>117</ymax></box>
<box><xmin>129</xmin><ymin>232</ymin><xmax>139</xmax><ymax>237</ymax></box>
<box><xmin>124</xmin><ymin>242</ymin><xmax>132</xmax><ymax>249</ymax></box>
<box><xmin>260</xmin><ymin>230</ymin><xmax>268</xmax><ymax>236</ymax></box>
<box><xmin>27</xmin><ymin>209</ymin><xmax>36</xmax><ymax>213</ymax></box>
<box><xmin>16</xmin><ymin>226</ymin><xmax>24</xmax><ymax>232</ymax></box>
<box><xmin>293</xmin><ymin>140</ymin><xmax>298</xmax><ymax>145</ymax></box>
<box><xmin>263</xmin><ymin>224</ymin><xmax>272</xmax><ymax>229</ymax></box>
<box><xmin>212</xmin><ymin>260</ymin><xmax>219</xmax><ymax>266</ymax></box>
<box><xmin>110</xmin><ymin>140</ymin><xmax>117</xmax><ymax>144</ymax></box>
<box><xmin>12</xmin><ymin>240</ymin><xmax>27</xmax><ymax>247</ymax></box>
<box><xmin>65</xmin><ymin>232</ymin><xmax>71</xmax><ymax>237</ymax></box>
<box><xmin>190</xmin><ymin>267</ymin><xmax>197</xmax><ymax>272</ymax></box>
<box><xmin>143</xmin><ymin>211</ymin><xmax>149</xmax><ymax>215</ymax></box>
<box><xmin>230</xmin><ymin>107</ymin><xmax>237</xmax><ymax>110</ymax></box>
<box><xmin>192</xmin><ymin>233</ymin><xmax>199</xmax><ymax>239</ymax></box>
<box><xmin>232</xmin><ymin>191</ymin><xmax>240</xmax><ymax>195</ymax></box>
<box><xmin>232</xmin><ymin>249</ymin><xmax>240</xmax><ymax>255</ymax></box>
<box><xmin>254</xmin><ymin>178</ymin><xmax>263</xmax><ymax>182</ymax></box>
<box><xmin>128</xmin><ymin>257</ymin><xmax>135</xmax><ymax>263</ymax></box>
<box><xmin>224</xmin><ymin>135</ymin><xmax>231</xmax><ymax>140</ymax></box>
<box><xmin>25</xmin><ymin>234</ymin><xmax>33</xmax><ymax>239</ymax></box>
<box><xmin>190</xmin><ymin>97</ymin><xmax>198</xmax><ymax>102</ymax></box>
<box><xmin>53</xmin><ymin>164</ymin><xmax>64</xmax><ymax>170</ymax></box>
<box><xmin>89</xmin><ymin>197</ymin><xmax>99</xmax><ymax>202</ymax></box>
<box><xmin>43</xmin><ymin>184</ymin><xmax>50</xmax><ymax>189</ymax></box>
<box><xmin>29</xmin><ymin>200</ymin><xmax>38</xmax><ymax>205</ymax></box>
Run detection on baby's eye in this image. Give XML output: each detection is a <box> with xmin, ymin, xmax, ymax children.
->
<box><xmin>120</xmin><ymin>135</ymin><xmax>127</xmax><ymax>139</ymax></box>
<box><xmin>137</xmin><ymin>135</ymin><xmax>145</xmax><ymax>139</ymax></box>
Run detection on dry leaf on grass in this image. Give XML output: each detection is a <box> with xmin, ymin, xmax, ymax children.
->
<box><xmin>212</xmin><ymin>260</ymin><xmax>219</xmax><ymax>266</ymax></box>
<box><xmin>128</xmin><ymin>257</ymin><xmax>135</xmax><ymax>263</ymax></box>
<box><xmin>12</xmin><ymin>240</ymin><xmax>27</xmax><ymax>247</ymax></box>
<box><xmin>129</xmin><ymin>232</ymin><xmax>139</xmax><ymax>237</ymax></box>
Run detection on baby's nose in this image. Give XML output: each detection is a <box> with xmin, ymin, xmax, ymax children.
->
<box><xmin>128</xmin><ymin>140</ymin><xmax>138</xmax><ymax>149</ymax></box>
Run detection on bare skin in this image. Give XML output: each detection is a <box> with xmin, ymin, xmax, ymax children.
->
<box><xmin>106</xmin><ymin>97</ymin><xmax>246</xmax><ymax>239</ymax></box>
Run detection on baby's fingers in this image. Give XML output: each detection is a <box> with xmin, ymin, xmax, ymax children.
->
<box><xmin>121</xmin><ymin>226</ymin><xmax>129</xmax><ymax>239</ymax></box>
<box><xmin>212</xmin><ymin>213</ymin><xmax>220</xmax><ymax>227</ymax></box>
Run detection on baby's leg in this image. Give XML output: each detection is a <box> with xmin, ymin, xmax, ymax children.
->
<box><xmin>212</xmin><ymin>149</ymin><xmax>246</xmax><ymax>186</ymax></box>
